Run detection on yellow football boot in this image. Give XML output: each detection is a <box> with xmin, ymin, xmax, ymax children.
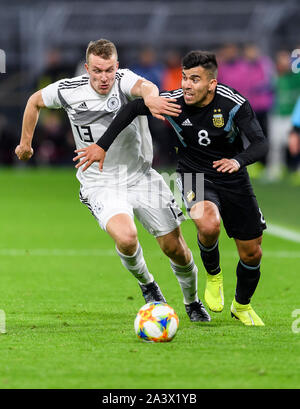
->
<box><xmin>231</xmin><ymin>299</ymin><xmax>265</xmax><ymax>326</ymax></box>
<box><xmin>204</xmin><ymin>270</ymin><xmax>224</xmax><ymax>312</ymax></box>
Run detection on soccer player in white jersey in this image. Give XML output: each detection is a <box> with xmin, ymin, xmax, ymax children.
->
<box><xmin>15</xmin><ymin>39</ymin><xmax>210</xmax><ymax>322</ymax></box>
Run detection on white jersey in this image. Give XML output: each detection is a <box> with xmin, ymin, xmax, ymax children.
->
<box><xmin>41</xmin><ymin>69</ymin><xmax>153</xmax><ymax>187</ymax></box>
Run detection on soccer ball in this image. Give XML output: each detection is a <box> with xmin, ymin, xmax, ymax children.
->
<box><xmin>134</xmin><ymin>302</ymin><xmax>179</xmax><ymax>342</ymax></box>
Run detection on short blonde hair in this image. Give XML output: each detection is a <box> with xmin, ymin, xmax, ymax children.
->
<box><xmin>86</xmin><ymin>39</ymin><xmax>118</xmax><ymax>64</ymax></box>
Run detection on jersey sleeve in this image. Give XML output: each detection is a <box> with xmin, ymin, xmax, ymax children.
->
<box><xmin>41</xmin><ymin>80</ymin><xmax>63</xmax><ymax>109</ymax></box>
<box><xmin>96</xmin><ymin>98</ymin><xmax>150</xmax><ymax>151</ymax></box>
<box><xmin>232</xmin><ymin>100</ymin><xmax>268</xmax><ymax>168</ymax></box>
<box><xmin>119</xmin><ymin>69</ymin><xmax>143</xmax><ymax>100</ymax></box>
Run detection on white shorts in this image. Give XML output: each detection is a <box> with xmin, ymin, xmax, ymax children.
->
<box><xmin>79</xmin><ymin>168</ymin><xmax>185</xmax><ymax>237</ymax></box>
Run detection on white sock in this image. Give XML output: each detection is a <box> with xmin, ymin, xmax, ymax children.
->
<box><xmin>170</xmin><ymin>251</ymin><xmax>198</xmax><ymax>304</ymax></box>
<box><xmin>116</xmin><ymin>243</ymin><xmax>154</xmax><ymax>285</ymax></box>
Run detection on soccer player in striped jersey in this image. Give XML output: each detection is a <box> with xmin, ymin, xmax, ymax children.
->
<box><xmin>75</xmin><ymin>50</ymin><xmax>268</xmax><ymax>326</ymax></box>
<box><xmin>15</xmin><ymin>40</ymin><xmax>211</xmax><ymax>322</ymax></box>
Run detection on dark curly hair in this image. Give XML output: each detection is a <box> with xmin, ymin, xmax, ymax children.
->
<box><xmin>182</xmin><ymin>51</ymin><xmax>218</xmax><ymax>79</ymax></box>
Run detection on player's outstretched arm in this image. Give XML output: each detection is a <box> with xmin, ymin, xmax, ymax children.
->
<box><xmin>74</xmin><ymin>99</ymin><xmax>148</xmax><ymax>172</ymax></box>
<box><xmin>15</xmin><ymin>90</ymin><xmax>46</xmax><ymax>161</ymax></box>
<box><xmin>73</xmin><ymin>144</ymin><xmax>106</xmax><ymax>172</ymax></box>
<box><xmin>229</xmin><ymin>101</ymin><xmax>268</xmax><ymax>169</ymax></box>
<box><xmin>131</xmin><ymin>79</ymin><xmax>181</xmax><ymax>121</ymax></box>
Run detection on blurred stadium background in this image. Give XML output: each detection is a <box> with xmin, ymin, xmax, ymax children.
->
<box><xmin>1</xmin><ymin>0</ymin><xmax>300</xmax><ymax>178</ymax></box>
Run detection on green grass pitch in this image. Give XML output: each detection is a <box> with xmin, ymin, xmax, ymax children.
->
<box><xmin>0</xmin><ymin>168</ymin><xmax>299</xmax><ymax>389</ymax></box>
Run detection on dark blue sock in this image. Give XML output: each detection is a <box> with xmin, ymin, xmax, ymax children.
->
<box><xmin>235</xmin><ymin>260</ymin><xmax>261</xmax><ymax>304</ymax></box>
<box><xmin>197</xmin><ymin>235</ymin><xmax>221</xmax><ymax>275</ymax></box>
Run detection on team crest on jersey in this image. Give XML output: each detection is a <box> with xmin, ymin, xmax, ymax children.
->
<box><xmin>213</xmin><ymin>109</ymin><xmax>224</xmax><ymax>128</ymax></box>
<box><xmin>107</xmin><ymin>96</ymin><xmax>120</xmax><ymax>111</ymax></box>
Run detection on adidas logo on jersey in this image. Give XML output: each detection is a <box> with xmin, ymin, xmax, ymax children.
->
<box><xmin>181</xmin><ymin>118</ymin><xmax>192</xmax><ymax>126</ymax></box>
<box><xmin>77</xmin><ymin>102</ymin><xmax>88</xmax><ymax>110</ymax></box>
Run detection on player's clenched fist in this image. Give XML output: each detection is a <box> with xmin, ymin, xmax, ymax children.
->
<box><xmin>15</xmin><ymin>145</ymin><xmax>34</xmax><ymax>161</ymax></box>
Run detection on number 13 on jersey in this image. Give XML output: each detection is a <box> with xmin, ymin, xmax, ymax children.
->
<box><xmin>74</xmin><ymin>125</ymin><xmax>94</xmax><ymax>143</ymax></box>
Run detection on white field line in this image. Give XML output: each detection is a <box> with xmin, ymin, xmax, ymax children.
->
<box><xmin>265</xmin><ymin>223</ymin><xmax>300</xmax><ymax>243</ymax></box>
<box><xmin>0</xmin><ymin>249</ymin><xmax>116</xmax><ymax>257</ymax></box>
<box><xmin>0</xmin><ymin>249</ymin><xmax>299</xmax><ymax>258</ymax></box>
<box><xmin>0</xmin><ymin>223</ymin><xmax>299</xmax><ymax>258</ymax></box>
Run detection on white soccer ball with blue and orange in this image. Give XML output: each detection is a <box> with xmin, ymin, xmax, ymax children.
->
<box><xmin>134</xmin><ymin>302</ymin><xmax>179</xmax><ymax>342</ymax></box>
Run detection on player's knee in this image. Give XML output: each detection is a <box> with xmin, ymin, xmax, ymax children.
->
<box><xmin>161</xmin><ymin>241</ymin><xmax>179</xmax><ymax>259</ymax></box>
<box><xmin>161</xmin><ymin>239</ymin><xmax>189</xmax><ymax>263</ymax></box>
<box><xmin>203</xmin><ymin>222</ymin><xmax>220</xmax><ymax>239</ymax></box>
<box><xmin>116</xmin><ymin>230</ymin><xmax>138</xmax><ymax>255</ymax></box>
<box><xmin>192</xmin><ymin>204</ymin><xmax>220</xmax><ymax>240</ymax></box>
<box><xmin>198</xmin><ymin>218</ymin><xmax>220</xmax><ymax>242</ymax></box>
<box><xmin>241</xmin><ymin>245</ymin><xmax>262</xmax><ymax>266</ymax></box>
